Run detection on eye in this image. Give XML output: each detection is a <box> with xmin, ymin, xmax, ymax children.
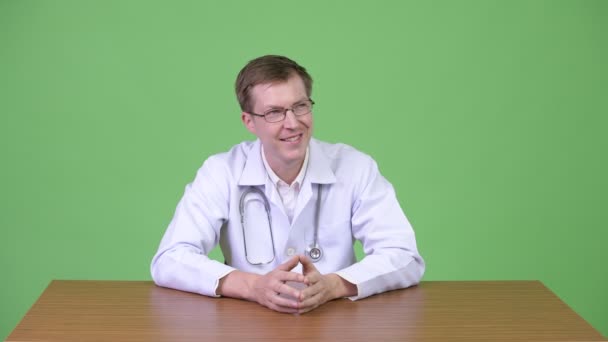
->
<box><xmin>264</xmin><ymin>109</ymin><xmax>285</xmax><ymax>122</ymax></box>
<box><xmin>292</xmin><ymin>102</ymin><xmax>311</xmax><ymax>115</ymax></box>
<box><xmin>265</xmin><ymin>109</ymin><xmax>284</xmax><ymax>117</ymax></box>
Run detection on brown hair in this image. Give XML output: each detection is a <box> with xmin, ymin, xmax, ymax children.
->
<box><xmin>235</xmin><ymin>55</ymin><xmax>313</xmax><ymax>112</ymax></box>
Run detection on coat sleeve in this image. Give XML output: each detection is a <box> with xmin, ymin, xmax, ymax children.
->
<box><xmin>333</xmin><ymin>157</ymin><xmax>425</xmax><ymax>300</ymax></box>
<box><xmin>150</xmin><ymin>156</ymin><xmax>236</xmax><ymax>297</ymax></box>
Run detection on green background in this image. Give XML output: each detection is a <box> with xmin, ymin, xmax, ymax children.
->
<box><xmin>1</xmin><ymin>0</ymin><xmax>606</xmax><ymax>339</ymax></box>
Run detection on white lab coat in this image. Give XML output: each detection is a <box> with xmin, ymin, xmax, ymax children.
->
<box><xmin>151</xmin><ymin>138</ymin><xmax>425</xmax><ymax>300</ymax></box>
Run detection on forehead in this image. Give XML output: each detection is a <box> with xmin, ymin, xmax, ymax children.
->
<box><xmin>250</xmin><ymin>75</ymin><xmax>308</xmax><ymax>109</ymax></box>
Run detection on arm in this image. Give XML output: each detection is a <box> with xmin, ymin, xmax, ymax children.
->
<box><xmin>276</xmin><ymin>156</ymin><xmax>424</xmax><ymax>312</ymax></box>
<box><xmin>334</xmin><ymin>157</ymin><xmax>425</xmax><ymax>300</ymax></box>
<box><xmin>151</xmin><ymin>157</ymin><xmax>321</xmax><ymax>313</ymax></box>
<box><xmin>150</xmin><ymin>157</ymin><xmax>235</xmax><ymax>296</ymax></box>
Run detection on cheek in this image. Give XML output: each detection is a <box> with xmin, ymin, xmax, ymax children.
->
<box><xmin>301</xmin><ymin>116</ymin><xmax>313</xmax><ymax>128</ymax></box>
<box><xmin>306</xmin><ymin>117</ymin><xmax>314</xmax><ymax>130</ymax></box>
<box><xmin>264</xmin><ymin>126</ymin><xmax>282</xmax><ymax>140</ymax></box>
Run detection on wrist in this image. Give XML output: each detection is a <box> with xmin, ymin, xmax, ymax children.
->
<box><xmin>328</xmin><ymin>274</ymin><xmax>358</xmax><ymax>299</ymax></box>
<box><xmin>218</xmin><ymin>270</ymin><xmax>260</xmax><ymax>301</ymax></box>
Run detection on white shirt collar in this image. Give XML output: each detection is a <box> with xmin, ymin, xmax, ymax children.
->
<box><xmin>261</xmin><ymin>145</ymin><xmax>309</xmax><ymax>187</ymax></box>
<box><xmin>237</xmin><ymin>138</ymin><xmax>336</xmax><ymax>186</ymax></box>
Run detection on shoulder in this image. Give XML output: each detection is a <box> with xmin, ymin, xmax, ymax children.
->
<box><xmin>312</xmin><ymin>138</ymin><xmax>376</xmax><ymax>171</ymax></box>
<box><xmin>206</xmin><ymin>140</ymin><xmax>255</xmax><ymax>164</ymax></box>
<box><xmin>197</xmin><ymin>140</ymin><xmax>256</xmax><ymax>179</ymax></box>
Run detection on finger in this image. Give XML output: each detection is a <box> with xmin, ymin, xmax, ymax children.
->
<box><xmin>298</xmin><ymin>291</ymin><xmax>324</xmax><ymax>311</ymax></box>
<box><xmin>275</xmin><ymin>281</ymin><xmax>304</xmax><ymax>300</ymax></box>
<box><xmin>302</xmin><ymin>269</ymin><xmax>321</xmax><ymax>287</ymax></box>
<box><xmin>267</xmin><ymin>301</ymin><xmax>300</xmax><ymax>314</ymax></box>
<box><xmin>269</xmin><ymin>292</ymin><xmax>301</xmax><ymax>310</ymax></box>
<box><xmin>299</xmin><ymin>255</ymin><xmax>317</xmax><ymax>274</ymax></box>
<box><xmin>276</xmin><ymin>256</ymin><xmax>300</xmax><ymax>272</ymax></box>
<box><xmin>297</xmin><ymin>304</ymin><xmax>317</xmax><ymax>314</ymax></box>
<box><xmin>297</xmin><ymin>294</ymin><xmax>322</xmax><ymax>314</ymax></box>
<box><xmin>298</xmin><ymin>254</ymin><xmax>311</xmax><ymax>266</ymax></box>
<box><xmin>300</xmin><ymin>281</ymin><xmax>322</xmax><ymax>301</ymax></box>
<box><xmin>274</xmin><ymin>270</ymin><xmax>306</xmax><ymax>284</ymax></box>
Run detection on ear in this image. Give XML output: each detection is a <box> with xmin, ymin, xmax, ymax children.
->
<box><xmin>241</xmin><ymin>112</ymin><xmax>256</xmax><ymax>135</ymax></box>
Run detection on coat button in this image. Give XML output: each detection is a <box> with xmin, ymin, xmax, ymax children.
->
<box><xmin>286</xmin><ymin>247</ymin><xmax>296</xmax><ymax>256</ymax></box>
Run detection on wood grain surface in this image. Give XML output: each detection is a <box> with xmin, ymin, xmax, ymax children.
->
<box><xmin>6</xmin><ymin>280</ymin><xmax>606</xmax><ymax>341</ymax></box>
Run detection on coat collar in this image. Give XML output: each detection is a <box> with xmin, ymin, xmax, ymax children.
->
<box><xmin>238</xmin><ymin>138</ymin><xmax>336</xmax><ymax>186</ymax></box>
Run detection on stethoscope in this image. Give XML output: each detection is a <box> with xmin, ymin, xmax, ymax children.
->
<box><xmin>239</xmin><ymin>184</ymin><xmax>323</xmax><ymax>265</ymax></box>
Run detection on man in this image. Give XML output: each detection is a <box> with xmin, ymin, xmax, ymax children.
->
<box><xmin>151</xmin><ymin>55</ymin><xmax>424</xmax><ymax>314</ymax></box>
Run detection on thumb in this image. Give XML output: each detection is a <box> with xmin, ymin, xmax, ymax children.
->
<box><xmin>276</xmin><ymin>255</ymin><xmax>300</xmax><ymax>271</ymax></box>
<box><xmin>299</xmin><ymin>255</ymin><xmax>317</xmax><ymax>274</ymax></box>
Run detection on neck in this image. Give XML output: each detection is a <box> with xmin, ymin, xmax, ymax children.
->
<box><xmin>265</xmin><ymin>154</ymin><xmax>304</xmax><ymax>186</ymax></box>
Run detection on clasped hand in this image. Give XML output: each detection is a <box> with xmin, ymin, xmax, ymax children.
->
<box><xmin>249</xmin><ymin>255</ymin><xmax>346</xmax><ymax>314</ymax></box>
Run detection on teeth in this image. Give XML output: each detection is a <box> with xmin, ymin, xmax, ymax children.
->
<box><xmin>283</xmin><ymin>135</ymin><xmax>300</xmax><ymax>142</ymax></box>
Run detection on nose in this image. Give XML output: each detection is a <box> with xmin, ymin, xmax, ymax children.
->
<box><xmin>283</xmin><ymin>109</ymin><xmax>299</xmax><ymax>129</ymax></box>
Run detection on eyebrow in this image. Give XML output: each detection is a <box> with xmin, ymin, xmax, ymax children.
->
<box><xmin>263</xmin><ymin>98</ymin><xmax>308</xmax><ymax>110</ymax></box>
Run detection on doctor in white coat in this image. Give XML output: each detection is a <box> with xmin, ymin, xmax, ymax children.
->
<box><xmin>151</xmin><ymin>55</ymin><xmax>425</xmax><ymax>314</ymax></box>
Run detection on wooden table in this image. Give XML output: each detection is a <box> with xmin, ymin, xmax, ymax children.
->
<box><xmin>6</xmin><ymin>280</ymin><xmax>605</xmax><ymax>341</ymax></box>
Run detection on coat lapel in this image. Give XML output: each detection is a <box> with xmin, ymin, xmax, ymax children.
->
<box><xmin>292</xmin><ymin>139</ymin><xmax>337</xmax><ymax>224</ymax></box>
<box><xmin>237</xmin><ymin>139</ymin><xmax>286</xmax><ymax>217</ymax></box>
<box><xmin>237</xmin><ymin>138</ymin><xmax>337</xmax><ymax>227</ymax></box>
<box><xmin>237</xmin><ymin>139</ymin><xmax>266</xmax><ymax>186</ymax></box>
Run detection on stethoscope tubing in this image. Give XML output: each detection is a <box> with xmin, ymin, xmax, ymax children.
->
<box><xmin>240</xmin><ymin>184</ymin><xmax>323</xmax><ymax>265</ymax></box>
<box><xmin>239</xmin><ymin>187</ymin><xmax>276</xmax><ymax>265</ymax></box>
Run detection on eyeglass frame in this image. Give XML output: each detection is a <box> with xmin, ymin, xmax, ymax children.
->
<box><xmin>245</xmin><ymin>99</ymin><xmax>315</xmax><ymax>123</ymax></box>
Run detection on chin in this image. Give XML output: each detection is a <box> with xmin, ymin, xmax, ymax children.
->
<box><xmin>281</xmin><ymin>149</ymin><xmax>306</xmax><ymax>164</ymax></box>
<box><xmin>283</xmin><ymin>152</ymin><xmax>304</xmax><ymax>163</ymax></box>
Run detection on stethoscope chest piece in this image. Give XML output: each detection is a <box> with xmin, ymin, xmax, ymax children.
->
<box><xmin>240</xmin><ymin>184</ymin><xmax>324</xmax><ymax>265</ymax></box>
<box><xmin>306</xmin><ymin>243</ymin><xmax>323</xmax><ymax>262</ymax></box>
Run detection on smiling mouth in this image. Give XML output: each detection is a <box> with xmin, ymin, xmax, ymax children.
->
<box><xmin>280</xmin><ymin>134</ymin><xmax>303</xmax><ymax>142</ymax></box>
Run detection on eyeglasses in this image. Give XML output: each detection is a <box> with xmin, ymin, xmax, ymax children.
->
<box><xmin>247</xmin><ymin>99</ymin><xmax>315</xmax><ymax>123</ymax></box>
